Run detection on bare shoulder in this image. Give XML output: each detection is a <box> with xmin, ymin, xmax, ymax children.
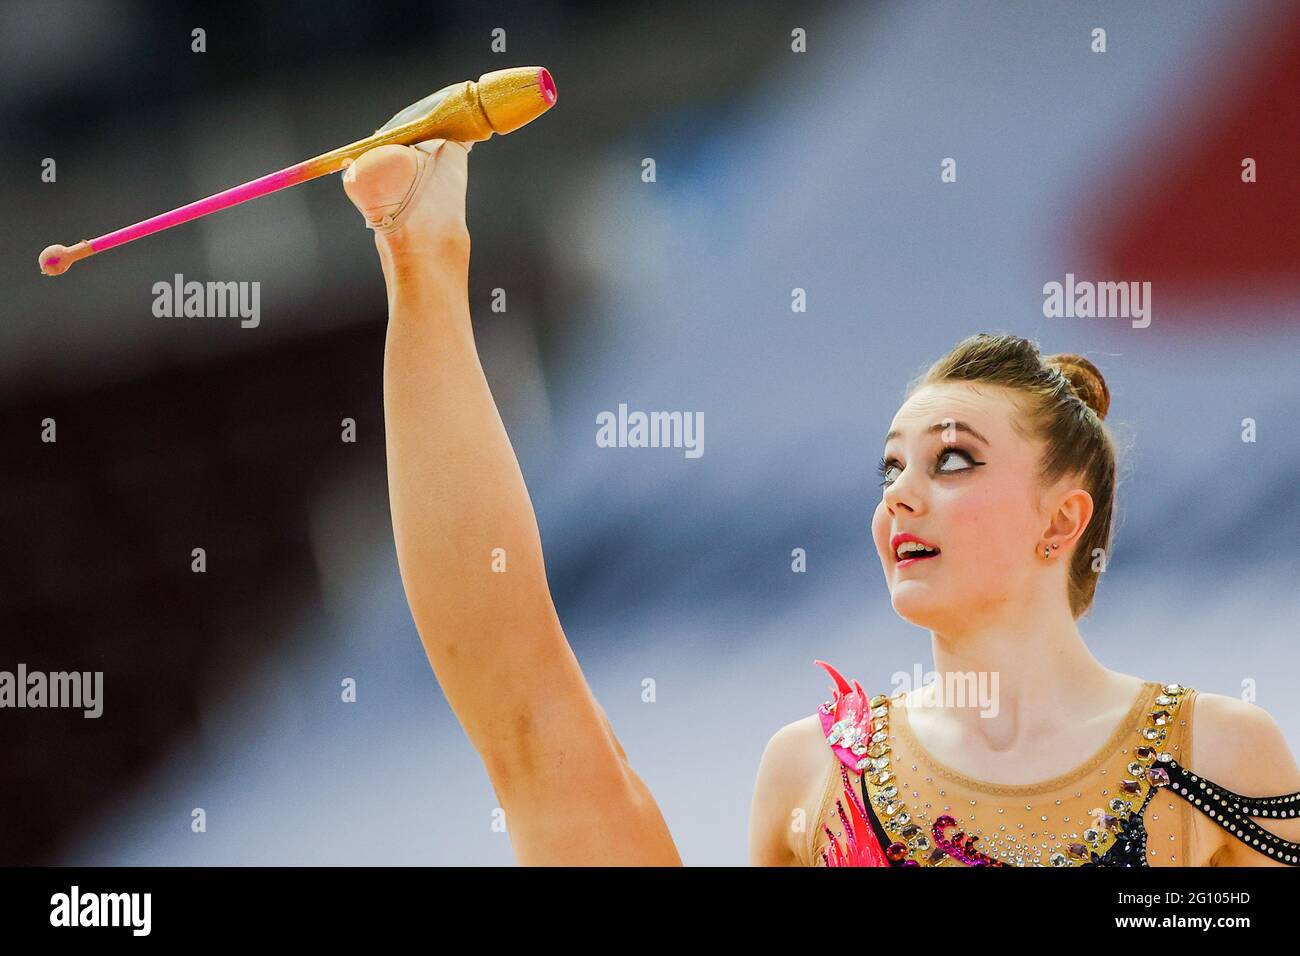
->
<box><xmin>1190</xmin><ymin>692</ymin><xmax>1300</xmax><ymax>865</ymax></box>
<box><xmin>769</xmin><ymin>713</ymin><xmax>833</xmax><ymax>780</ymax></box>
<box><xmin>749</xmin><ymin>713</ymin><xmax>835</xmax><ymax>866</ymax></box>
<box><xmin>1192</xmin><ymin>692</ymin><xmax>1299</xmax><ymax>780</ymax></box>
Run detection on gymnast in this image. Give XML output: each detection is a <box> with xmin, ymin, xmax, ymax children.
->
<box><xmin>341</xmin><ymin>137</ymin><xmax>1300</xmax><ymax>867</ymax></box>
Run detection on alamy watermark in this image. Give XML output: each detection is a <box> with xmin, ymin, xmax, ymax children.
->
<box><xmin>890</xmin><ymin>665</ymin><xmax>1000</xmax><ymax>717</ymax></box>
<box><xmin>1042</xmin><ymin>273</ymin><xmax>1150</xmax><ymax>328</ymax></box>
<box><xmin>596</xmin><ymin>403</ymin><xmax>703</xmax><ymax>459</ymax></box>
<box><xmin>50</xmin><ymin>886</ymin><xmax>150</xmax><ymax>936</ymax></box>
<box><xmin>0</xmin><ymin>664</ymin><xmax>102</xmax><ymax>718</ymax></box>
<box><xmin>152</xmin><ymin>273</ymin><xmax>260</xmax><ymax>328</ymax></box>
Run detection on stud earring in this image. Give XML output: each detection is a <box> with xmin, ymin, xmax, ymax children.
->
<box><xmin>1043</xmin><ymin>543</ymin><xmax>1059</xmax><ymax>558</ymax></box>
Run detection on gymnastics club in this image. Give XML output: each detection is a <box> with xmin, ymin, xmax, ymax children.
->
<box><xmin>39</xmin><ymin>66</ymin><xmax>557</xmax><ymax>276</ymax></box>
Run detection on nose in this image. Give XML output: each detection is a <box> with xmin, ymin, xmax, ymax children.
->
<box><xmin>882</xmin><ymin>462</ymin><xmax>924</xmax><ymax>516</ymax></box>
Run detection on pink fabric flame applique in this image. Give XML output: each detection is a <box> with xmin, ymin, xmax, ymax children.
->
<box><xmin>814</xmin><ymin>659</ymin><xmax>891</xmax><ymax>867</ymax></box>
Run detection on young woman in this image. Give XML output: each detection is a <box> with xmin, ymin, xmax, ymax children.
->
<box><xmin>341</xmin><ymin>138</ymin><xmax>1300</xmax><ymax>867</ymax></box>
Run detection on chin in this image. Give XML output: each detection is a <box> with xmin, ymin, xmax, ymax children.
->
<box><xmin>888</xmin><ymin>582</ymin><xmax>947</xmax><ymax>630</ymax></box>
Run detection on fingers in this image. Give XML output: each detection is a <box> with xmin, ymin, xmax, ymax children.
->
<box><xmin>414</xmin><ymin>138</ymin><xmax>470</xmax><ymax>206</ymax></box>
<box><xmin>415</xmin><ymin>138</ymin><xmax>473</xmax><ymax>155</ymax></box>
<box><xmin>340</xmin><ymin>143</ymin><xmax>422</xmax><ymax>220</ymax></box>
<box><xmin>339</xmin><ymin>138</ymin><xmax>472</xmax><ymax>237</ymax></box>
<box><xmin>422</xmin><ymin>138</ymin><xmax>471</xmax><ymax>188</ymax></box>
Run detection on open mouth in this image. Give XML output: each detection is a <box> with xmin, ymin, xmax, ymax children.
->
<box><xmin>896</xmin><ymin>548</ymin><xmax>940</xmax><ymax>567</ymax></box>
<box><xmin>892</xmin><ymin>535</ymin><xmax>941</xmax><ymax>567</ymax></box>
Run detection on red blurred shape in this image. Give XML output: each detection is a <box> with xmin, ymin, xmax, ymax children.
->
<box><xmin>1089</xmin><ymin>7</ymin><xmax>1300</xmax><ymax>303</ymax></box>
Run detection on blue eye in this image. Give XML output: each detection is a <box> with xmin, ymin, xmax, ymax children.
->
<box><xmin>876</xmin><ymin>456</ymin><xmax>900</xmax><ymax>486</ymax></box>
<box><xmin>936</xmin><ymin>448</ymin><xmax>976</xmax><ymax>473</ymax></box>
<box><xmin>877</xmin><ymin>447</ymin><xmax>983</xmax><ymax>486</ymax></box>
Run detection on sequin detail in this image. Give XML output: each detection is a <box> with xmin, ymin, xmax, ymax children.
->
<box><xmin>813</xmin><ymin>665</ymin><xmax>1300</xmax><ymax>867</ymax></box>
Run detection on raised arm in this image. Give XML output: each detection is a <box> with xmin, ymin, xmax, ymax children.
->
<box><xmin>343</xmin><ymin>140</ymin><xmax>680</xmax><ymax>865</ymax></box>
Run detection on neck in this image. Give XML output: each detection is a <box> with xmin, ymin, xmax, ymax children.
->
<box><xmin>922</xmin><ymin>590</ymin><xmax>1118</xmax><ymax>731</ymax></box>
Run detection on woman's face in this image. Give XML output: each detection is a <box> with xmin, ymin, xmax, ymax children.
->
<box><xmin>869</xmin><ymin>381</ymin><xmax>1062</xmax><ymax>633</ymax></box>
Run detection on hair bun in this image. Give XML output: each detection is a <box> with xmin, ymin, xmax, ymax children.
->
<box><xmin>1047</xmin><ymin>353</ymin><xmax>1110</xmax><ymax>421</ymax></box>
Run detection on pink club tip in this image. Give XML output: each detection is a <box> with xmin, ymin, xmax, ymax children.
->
<box><xmin>538</xmin><ymin>67</ymin><xmax>557</xmax><ymax>106</ymax></box>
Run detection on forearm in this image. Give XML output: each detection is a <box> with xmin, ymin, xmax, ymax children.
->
<box><xmin>350</xmin><ymin>142</ymin><xmax>679</xmax><ymax>864</ymax></box>
<box><xmin>381</xmin><ymin>238</ymin><xmax>563</xmax><ymax>742</ymax></box>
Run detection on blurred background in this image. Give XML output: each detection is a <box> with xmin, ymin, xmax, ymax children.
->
<box><xmin>1</xmin><ymin>0</ymin><xmax>1298</xmax><ymax>865</ymax></box>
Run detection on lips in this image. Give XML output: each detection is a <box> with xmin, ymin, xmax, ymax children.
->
<box><xmin>890</xmin><ymin>532</ymin><xmax>941</xmax><ymax>567</ymax></box>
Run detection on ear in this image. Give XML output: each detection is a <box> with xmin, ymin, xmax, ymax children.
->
<box><xmin>1042</xmin><ymin>484</ymin><xmax>1093</xmax><ymax>551</ymax></box>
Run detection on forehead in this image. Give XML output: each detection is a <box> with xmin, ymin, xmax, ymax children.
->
<box><xmin>885</xmin><ymin>382</ymin><xmax>1019</xmax><ymax>443</ymax></box>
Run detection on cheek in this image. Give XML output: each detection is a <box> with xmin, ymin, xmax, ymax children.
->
<box><xmin>942</xmin><ymin>481</ymin><xmax>1030</xmax><ymax>560</ymax></box>
<box><xmin>870</xmin><ymin>500</ymin><xmax>890</xmax><ymax>558</ymax></box>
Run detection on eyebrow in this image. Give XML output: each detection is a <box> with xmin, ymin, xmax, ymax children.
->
<box><xmin>884</xmin><ymin>420</ymin><xmax>991</xmax><ymax>447</ymax></box>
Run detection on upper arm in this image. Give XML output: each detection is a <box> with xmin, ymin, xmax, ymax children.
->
<box><xmin>475</xmin><ymin>630</ymin><xmax>682</xmax><ymax>865</ymax></box>
<box><xmin>1191</xmin><ymin>693</ymin><xmax>1300</xmax><ymax>866</ymax></box>
<box><xmin>749</xmin><ymin>715</ymin><xmax>831</xmax><ymax>866</ymax></box>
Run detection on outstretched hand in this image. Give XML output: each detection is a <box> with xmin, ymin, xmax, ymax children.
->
<box><xmin>341</xmin><ymin>138</ymin><xmax>472</xmax><ymax>255</ymax></box>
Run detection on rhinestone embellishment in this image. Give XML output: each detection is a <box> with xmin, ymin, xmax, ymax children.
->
<box><xmin>815</xmin><ymin>670</ymin><xmax>1197</xmax><ymax>868</ymax></box>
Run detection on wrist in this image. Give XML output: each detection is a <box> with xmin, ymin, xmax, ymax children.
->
<box><xmin>377</xmin><ymin>228</ymin><xmax>471</xmax><ymax>285</ymax></box>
